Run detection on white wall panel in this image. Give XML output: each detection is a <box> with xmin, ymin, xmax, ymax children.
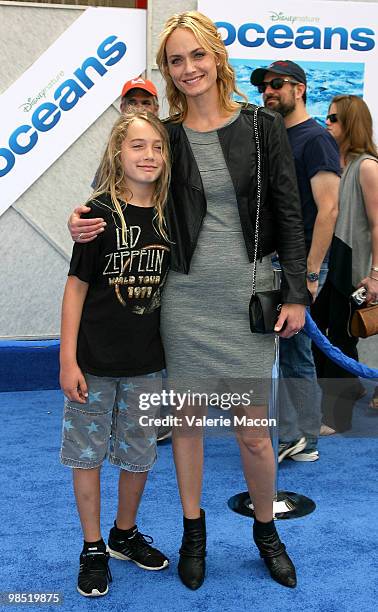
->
<box><xmin>0</xmin><ymin>0</ymin><xmax>377</xmax><ymax>367</ymax></box>
<box><xmin>0</xmin><ymin>207</ymin><xmax>68</xmax><ymax>337</ymax></box>
<box><xmin>13</xmin><ymin>106</ymin><xmax>120</xmax><ymax>260</ymax></box>
<box><xmin>0</xmin><ymin>3</ymin><xmax>121</xmax><ymax>335</ymax></box>
<box><xmin>0</xmin><ymin>6</ymin><xmax>78</xmax><ymax>91</ymax></box>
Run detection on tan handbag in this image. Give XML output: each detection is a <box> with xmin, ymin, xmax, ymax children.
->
<box><xmin>350</xmin><ymin>303</ymin><xmax>378</xmax><ymax>338</ymax></box>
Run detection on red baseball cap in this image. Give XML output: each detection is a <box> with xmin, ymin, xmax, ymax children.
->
<box><xmin>121</xmin><ymin>77</ymin><xmax>158</xmax><ymax>98</ymax></box>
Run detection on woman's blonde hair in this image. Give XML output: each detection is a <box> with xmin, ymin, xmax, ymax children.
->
<box><xmin>331</xmin><ymin>95</ymin><xmax>377</xmax><ymax>160</ymax></box>
<box><xmin>91</xmin><ymin>111</ymin><xmax>170</xmax><ymax>242</ymax></box>
<box><xmin>156</xmin><ymin>11</ymin><xmax>247</xmax><ymax>122</ymax></box>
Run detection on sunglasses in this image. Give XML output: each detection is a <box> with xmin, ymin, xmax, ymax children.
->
<box><xmin>257</xmin><ymin>77</ymin><xmax>299</xmax><ymax>93</ymax></box>
<box><xmin>326</xmin><ymin>113</ymin><xmax>338</xmax><ymax>123</ymax></box>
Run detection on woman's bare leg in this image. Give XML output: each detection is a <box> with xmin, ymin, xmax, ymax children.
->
<box><xmin>173</xmin><ymin>413</ymin><xmax>206</xmax><ymax>590</ymax></box>
<box><xmin>172</xmin><ymin>426</ymin><xmax>204</xmax><ymax>519</ymax></box>
<box><xmin>237</xmin><ymin>436</ymin><xmax>275</xmax><ymax>521</ymax></box>
<box><xmin>234</xmin><ymin>406</ymin><xmax>297</xmax><ymax>588</ymax></box>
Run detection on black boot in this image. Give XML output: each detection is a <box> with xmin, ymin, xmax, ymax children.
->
<box><xmin>253</xmin><ymin>520</ymin><xmax>297</xmax><ymax>588</ymax></box>
<box><xmin>178</xmin><ymin>509</ymin><xmax>206</xmax><ymax>590</ymax></box>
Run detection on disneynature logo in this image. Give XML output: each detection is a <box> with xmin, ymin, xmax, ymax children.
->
<box><xmin>1</xmin><ymin>34</ymin><xmax>126</xmax><ymax>179</ymax></box>
<box><xmin>18</xmin><ymin>72</ymin><xmax>65</xmax><ymax>113</ymax></box>
<box><xmin>269</xmin><ymin>11</ymin><xmax>320</xmax><ymax>24</ymax></box>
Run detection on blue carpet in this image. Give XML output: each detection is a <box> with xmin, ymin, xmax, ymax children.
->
<box><xmin>1</xmin><ymin>389</ymin><xmax>377</xmax><ymax>612</ymax></box>
<box><xmin>0</xmin><ymin>340</ymin><xmax>59</xmax><ymax>392</ymax></box>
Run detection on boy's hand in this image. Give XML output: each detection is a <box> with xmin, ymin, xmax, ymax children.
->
<box><xmin>60</xmin><ymin>364</ymin><xmax>88</xmax><ymax>403</ymax></box>
<box><xmin>68</xmin><ymin>205</ymin><xmax>106</xmax><ymax>243</ymax></box>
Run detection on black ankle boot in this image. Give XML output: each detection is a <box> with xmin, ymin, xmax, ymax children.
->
<box><xmin>253</xmin><ymin>522</ymin><xmax>297</xmax><ymax>588</ymax></box>
<box><xmin>178</xmin><ymin>509</ymin><xmax>206</xmax><ymax>590</ymax></box>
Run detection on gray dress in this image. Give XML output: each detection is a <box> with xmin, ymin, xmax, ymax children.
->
<box><xmin>160</xmin><ymin>110</ymin><xmax>275</xmax><ymax>391</ymax></box>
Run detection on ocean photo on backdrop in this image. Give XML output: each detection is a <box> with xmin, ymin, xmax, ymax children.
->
<box><xmin>232</xmin><ymin>59</ymin><xmax>364</xmax><ymax>126</ymax></box>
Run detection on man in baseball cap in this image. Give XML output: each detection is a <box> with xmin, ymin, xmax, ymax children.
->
<box><xmin>251</xmin><ymin>60</ymin><xmax>341</xmax><ymax>463</ymax></box>
<box><xmin>119</xmin><ymin>78</ymin><xmax>172</xmax><ymax>441</ymax></box>
<box><xmin>250</xmin><ymin>60</ymin><xmax>307</xmax><ymax>117</ymax></box>
<box><xmin>120</xmin><ymin>77</ymin><xmax>159</xmax><ymax>116</ymax></box>
<box><xmin>251</xmin><ymin>60</ymin><xmax>306</xmax><ymax>87</ymax></box>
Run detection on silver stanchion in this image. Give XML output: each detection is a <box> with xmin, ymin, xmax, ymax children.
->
<box><xmin>228</xmin><ymin>268</ymin><xmax>316</xmax><ymax>520</ymax></box>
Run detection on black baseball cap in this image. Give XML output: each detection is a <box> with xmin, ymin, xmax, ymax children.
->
<box><xmin>250</xmin><ymin>60</ymin><xmax>307</xmax><ymax>86</ymax></box>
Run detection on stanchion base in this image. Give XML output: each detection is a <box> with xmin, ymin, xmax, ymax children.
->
<box><xmin>227</xmin><ymin>490</ymin><xmax>316</xmax><ymax>520</ymax></box>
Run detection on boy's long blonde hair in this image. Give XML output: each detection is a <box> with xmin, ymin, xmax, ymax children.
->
<box><xmin>91</xmin><ymin>111</ymin><xmax>170</xmax><ymax>242</ymax></box>
<box><xmin>156</xmin><ymin>11</ymin><xmax>247</xmax><ymax>122</ymax></box>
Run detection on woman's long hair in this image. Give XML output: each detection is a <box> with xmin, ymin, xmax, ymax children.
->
<box><xmin>91</xmin><ymin>111</ymin><xmax>171</xmax><ymax>243</ymax></box>
<box><xmin>156</xmin><ymin>11</ymin><xmax>247</xmax><ymax>122</ymax></box>
<box><xmin>331</xmin><ymin>95</ymin><xmax>377</xmax><ymax>160</ymax></box>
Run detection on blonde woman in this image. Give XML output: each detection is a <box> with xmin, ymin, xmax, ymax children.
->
<box><xmin>60</xmin><ymin>112</ymin><xmax>171</xmax><ymax>597</ymax></box>
<box><xmin>68</xmin><ymin>12</ymin><xmax>309</xmax><ymax>590</ymax></box>
<box><xmin>313</xmin><ymin>95</ymin><xmax>378</xmax><ymax>433</ymax></box>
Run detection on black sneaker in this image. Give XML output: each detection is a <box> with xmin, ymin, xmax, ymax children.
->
<box><xmin>107</xmin><ymin>524</ymin><xmax>169</xmax><ymax>570</ymax></box>
<box><xmin>157</xmin><ymin>424</ymin><xmax>172</xmax><ymax>443</ymax></box>
<box><xmin>278</xmin><ymin>437</ymin><xmax>307</xmax><ymax>463</ymax></box>
<box><xmin>77</xmin><ymin>548</ymin><xmax>112</xmax><ymax>597</ymax></box>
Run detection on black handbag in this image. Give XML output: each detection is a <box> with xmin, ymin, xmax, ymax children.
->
<box><xmin>249</xmin><ymin>290</ymin><xmax>282</xmax><ymax>334</ymax></box>
<box><xmin>248</xmin><ymin>106</ymin><xmax>282</xmax><ymax>334</ymax></box>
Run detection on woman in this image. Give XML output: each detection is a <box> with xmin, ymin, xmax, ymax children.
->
<box><xmin>69</xmin><ymin>11</ymin><xmax>309</xmax><ymax>590</ymax></box>
<box><xmin>313</xmin><ymin>95</ymin><xmax>378</xmax><ymax>433</ymax></box>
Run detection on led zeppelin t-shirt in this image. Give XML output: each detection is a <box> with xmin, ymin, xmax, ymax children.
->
<box><xmin>68</xmin><ymin>193</ymin><xmax>170</xmax><ymax>377</ymax></box>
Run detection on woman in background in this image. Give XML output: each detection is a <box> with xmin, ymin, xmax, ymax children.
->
<box><xmin>313</xmin><ymin>95</ymin><xmax>378</xmax><ymax>434</ymax></box>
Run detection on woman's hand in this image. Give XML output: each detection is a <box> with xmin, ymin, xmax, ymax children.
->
<box><xmin>60</xmin><ymin>363</ymin><xmax>88</xmax><ymax>403</ymax></box>
<box><xmin>358</xmin><ymin>276</ymin><xmax>378</xmax><ymax>304</ymax></box>
<box><xmin>68</xmin><ymin>205</ymin><xmax>106</xmax><ymax>243</ymax></box>
<box><xmin>274</xmin><ymin>304</ymin><xmax>306</xmax><ymax>338</ymax></box>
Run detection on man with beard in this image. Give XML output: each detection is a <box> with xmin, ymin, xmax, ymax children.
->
<box><xmin>250</xmin><ymin>60</ymin><xmax>340</xmax><ymax>461</ymax></box>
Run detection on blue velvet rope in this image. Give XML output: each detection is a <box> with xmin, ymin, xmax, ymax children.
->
<box><xmin>304</xmin><ymin>311</ymin><xmax>378</xmax><ymax>379</ymax></box>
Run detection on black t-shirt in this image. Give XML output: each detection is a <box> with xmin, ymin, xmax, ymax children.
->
<box><xmin>287</xmin><ymin>118</ymin><xmax>341</xmax><ymax>254</ymax></box>
<box><xmin>68</xmin><ymin>194</ymin><xmax>170</xmax><ymax>377</ymax></box>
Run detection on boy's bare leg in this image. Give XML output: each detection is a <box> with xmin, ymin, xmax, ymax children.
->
<box><xmin>116</xmin><ymin>470</ymin><xmax>149</xmax><ymax>529</ymax></box>
<box><xmin>109</xmin><ymin>467</ymin><xmax>169</xmax><ymax>573</ymax></box>
<box><xmin>73</xmin><ymin>467</ymin><xmax>102</xmax><ymax>541</ymax></box>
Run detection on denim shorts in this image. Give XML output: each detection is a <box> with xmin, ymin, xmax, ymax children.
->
<box><xmin>60</xmin><ymin>371</ymin><xmax>162</xmax><ymax>472</ymax></box>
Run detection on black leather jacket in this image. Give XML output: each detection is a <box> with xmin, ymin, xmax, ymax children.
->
<box><xmin>164</xmin><ymin>103</ymin><xmax>310</xmax><ymax>305</ymax></box>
